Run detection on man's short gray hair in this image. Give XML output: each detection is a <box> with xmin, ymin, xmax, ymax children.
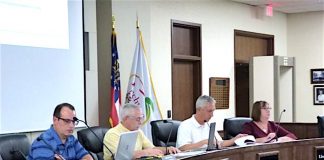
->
<box><xmin>195</xmin><ymin>95</ymin><xmax>216</xmax><ymax>110</ymax></box>
<box><xmin>120</xmin><ymin>103</ymin><xmax>141</xmax><ymax>120</ymax></box>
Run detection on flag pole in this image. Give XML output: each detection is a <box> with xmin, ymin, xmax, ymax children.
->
<box><xmin>136</xmin><ymin>12</ymin><xmax>139</xmax><ymax>28</ymax></box>
<box><xmin>112</xmin><ymin>15</ymin><xmax>116</xmax><ymax>46</ymax></box>
<box><xmin>112</xmin><ymin>15</ymin><xmax>115</xmax><ymax>31</ymax></box>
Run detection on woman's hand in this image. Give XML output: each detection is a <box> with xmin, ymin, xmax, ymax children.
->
<box><xmin>263</xmin><ymin>132</ymin><xmax>276</xmax><ymax>143</ymax></box>
<box><xmin>277</xmin><ymin>136</ymin><xmax>295</xmax><ymax>142</ymax></box>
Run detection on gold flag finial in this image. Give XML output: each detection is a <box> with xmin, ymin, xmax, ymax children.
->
<box><xmin>112</xmin><ymin>15</ymin><xmax>116</xmax><ymax>30</ymax></box>
<box><xmin>136</xmin><ymin>12</ymin><xmax>139</xmax><ymax>28</ymax></box>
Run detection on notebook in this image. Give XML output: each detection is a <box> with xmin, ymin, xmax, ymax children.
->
<box><xmin>115</xmin><ymin>130</ymin><xmax>139</xmax><ymax>160</ymax></box>
<box><xmin>206</xmin><ymin>122</ymin><xmax>217</xmax><ymax>151</ymax></box>
<box><xmin>234</xmin><ymin>135</ymin><xmax>256</xmax><ymax>146</ymax></box>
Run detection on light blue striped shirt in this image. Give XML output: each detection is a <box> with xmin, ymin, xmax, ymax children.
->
<box><xmin>28</xmin><ymin>125</ymin><xmax>89</xmax><ymax>160</ymax></box>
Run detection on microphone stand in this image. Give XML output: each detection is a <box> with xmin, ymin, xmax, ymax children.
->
<box><xmin>204</xmin><ymin>120</ymin><xmax>218</xmax><ymax>150</ymax></box>
<box><xmin>275</xmin><ymin>109</ymin><xmax>286</xmax><ymax>141</ymax></box>
<box><xmin>163</xmin><ymin>120</ymin><xmax>174</xmax><ymax>155</ymax></box>
<box><xmin>74</xmin><ymin>117</ymin><xmax>115</xmax><ymax>160</ymax></box>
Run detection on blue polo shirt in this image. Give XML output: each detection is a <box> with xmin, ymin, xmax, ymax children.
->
<box><xmin>28</xmin><ymin>125</ymin><xmax>89</xmax><ymax>160</ymax></box>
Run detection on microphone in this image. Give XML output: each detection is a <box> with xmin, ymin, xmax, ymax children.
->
<box><xmin>204</xmin><ymin>120</ymin><xmax>218</xmax><ymax>150</ymax></box>
<box><xmin>37</xmin><ymin>136</ymin><xmax>66</xmax><ymax>160</ymax></box>
<box><xmin>73</xmin><ymin>117</ymin><xmax>115</xmax><ymax>160</ymax></box>
<box><xmin>163</xmin><ymin>120</ymin><xmax>174</xmax><ymax>155</ymax></box>
<box><xmin>274</xmin><ymin>109</ymin><xmax>286</xmax><ymax>141</ymax></box>
<box><xmin>10</xmin><ymin>150</ymin><xmax>27</xmax><ymax>160</ymax></box>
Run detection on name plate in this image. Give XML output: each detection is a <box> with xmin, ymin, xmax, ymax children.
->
<box><xmin>257</xmin><ymin>151</ymin><xmax>279</xmax><ymax>160</ymax></box>
<box><xmin>315</xmin><ymin>146</ymin><xmax>324</xmax><ymax>160</ymax></box>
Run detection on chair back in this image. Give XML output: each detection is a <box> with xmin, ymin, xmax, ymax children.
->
<box><xmin>317</xmin><ymin>116</ymin><xmax>324</xmax><ymax>137</ymax></box>
<box><xmin>223</xmin><ymin>117</ymin><xmax>252</xmax><ymax>140</ymax></box>
<box><xmin>0</xmin><ymin>134</ymin><xmax>30</xmax><ymax>160</ymax></box>
<box><xmin>150</xmin><ymin>120</ymin><xmax>181</xmax><ymax>147</ymax></box>
<box><xmin>77</xmin><ymin>126</ymin><xmax>109</xmax><ymax>160</ymax></box>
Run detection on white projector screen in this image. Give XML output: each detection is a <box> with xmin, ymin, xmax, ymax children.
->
<box><xmin>0</xmin><ymin>0</ymin><xmax>85</xmax><ymax>134</ymax></box>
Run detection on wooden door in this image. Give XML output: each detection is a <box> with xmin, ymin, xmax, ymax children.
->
<box><xmin>234</xmin><ymin>30</ymin><xmax>274</xmax><ymax>117</ymax></box>
<box><xmin>235</xmin><ymin>63</ymin><xmax>250</xmax><ymax>117</ymax></box>
<box><xmin>171</xmin><ymin>20</ymin><xmax>201</xmax><ymax>121</ymax></box>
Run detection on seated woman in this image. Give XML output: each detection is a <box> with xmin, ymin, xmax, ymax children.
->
<box><xmin>241</xmin><ymin>101</ymin><xmax>297</xmax><ymax>143</ymax></box>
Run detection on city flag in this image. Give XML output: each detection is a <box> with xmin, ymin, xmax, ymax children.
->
<box><xmin>125</xmin><ymin>27</ymin><xmax>163</xmax><ymax>140</ymax></box>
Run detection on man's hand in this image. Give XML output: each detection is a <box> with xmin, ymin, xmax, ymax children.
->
<box><xmin>81</xmin><ymin>154</ymin><xmax>94</xmax><ymax>160</ymax></box>
<box><xmin>167</xmin><ymin>146</ymin><xmax>181</xmax><ymax>154</ymax></box>
<box><xmin>134</xmin><ymin>148</ymin><xmax>164</xmax><ymax>159</ymax></box>
<box><xmin>144</xmin><ymin>148</ymin><xmax>164</xmax><ymax>156</ymax></box>
<box><xmin>233</xmin><ymin>134</ymin><xmax>248</xmax><ymax>140</ymax></box>
<box><xmin>54</xmin><ymin>154</ymin><xmax>64</xmax><ymax>160</ymax></box>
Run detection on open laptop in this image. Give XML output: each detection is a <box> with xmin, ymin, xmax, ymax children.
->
<box><xmin>206</xmin><ymin>122</ymin><xmax>218</xmax><ymax>151</ymax></box>
<box><xmin>114</xmin><ymin>130</ymin><xmax>139</xmax><ymax>160</ymax></box>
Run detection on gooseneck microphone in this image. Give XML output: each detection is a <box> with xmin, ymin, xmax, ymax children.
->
<box><xmin>37</xmin><ymin>136</ymin><xmax>66</xmax><ymax>160</ymax></box>
<box><xmin>163</xmin><ymin>120</ymin><xmax>174</xmax><ymax>155</ymax></box>
<box><xmin>275</xmin><ymin>109</ymin><xmax>286</xmax><ymax>141</ymax></box>
<box><xmin>73</xmin><ymin>117</ymin><xmax>115</xmax><ymax>160</ymax></box>
<box><xmin>204</xmin><ymin>120</ymin><xmax>218</xmax><ymax>150</ymax></box>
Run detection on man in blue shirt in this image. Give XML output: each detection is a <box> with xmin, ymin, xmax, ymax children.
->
<box><xmin>28</xmin><ymin>103</ymin><xmax>93</xmax><ymax>160</ymax></box>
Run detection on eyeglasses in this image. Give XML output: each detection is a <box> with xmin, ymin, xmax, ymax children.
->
<box><xmin>205</xmin><ymin>108</ymin><xmax>215</xmax><ymax>113</ymax></box>
<box><xmin>56</xmin><ymin>117</ymin><xmax>79</xmax><ymax>125</ymax></box>
<box><xmin>261</xmin><ymin>107</ymin><xmax>272</xmax><ymax>110</ymax></box>
<box><xmin>128</xmin><ymin>115</ymin><xmax>145</xmax><ymax>122</ymax></box>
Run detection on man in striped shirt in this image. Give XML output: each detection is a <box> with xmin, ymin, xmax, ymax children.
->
<box><xmin>28</xmin><ymin>103</ymin><xmax>93</xmax><ymax>160</ymax></box>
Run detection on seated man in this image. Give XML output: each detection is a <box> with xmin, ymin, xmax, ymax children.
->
<box><xmin>28</xmin><ymin>103</ymin><xmax>93</xmax><ymax>160</ymax></box>
<box><xmin>103</xmin><ymin>103</ymin><xmax>180</xmax><ymax>160</ymax></box>
<box><xmin>176</xmin><ymin>95</ymin><xmax>247</xmax><ymax>151</ymax></box>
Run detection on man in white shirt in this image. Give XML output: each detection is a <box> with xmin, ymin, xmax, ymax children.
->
<box><xmin>318</xmin><ymin>90</ymin><xmax>324</xmax><ymax>102</ymax></box>
<box><xmin>176</xmin><ymin>95</ymin><xmax>246</xmax><ymax>151</ymax></box>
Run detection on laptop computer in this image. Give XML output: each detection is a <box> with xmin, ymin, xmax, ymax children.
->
<box><xmin>114</xmin><ymin>130</ymin><xmax>139</xmax><ymax>160</ymax></box>
<box><xmin>206</xmin><ymin>122</ymin><xmax>218</xmax><ymax>151</ymax></box>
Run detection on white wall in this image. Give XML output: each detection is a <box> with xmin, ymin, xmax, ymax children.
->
<box><xmin>279</xmin><ymin>65</ymin><xmax>294</xmax><ymax>122</ymax></box>
<box><xmin>251</xmin><ymin>57</ymin><xmax>275</xmax><ymax>121</ymax></box>
<box><xmin>288</xmin><ymin>11</ymin><xmax>324</xmax><ymax>122</ymax></box>
<box><xmin>23</xmin><ymin>0</ymin><xmax>97</xmax><ymax>142</ymax></box>
<box><xmin>84</xmin><ymin>0</ymin><xmax>99</xmax><ymax>126</ymax></box>
<box><xmin>22</xmin><ymin>1</ymin><xmax>324</xmax><ymax>141</ymax></box>
<box><xmin>112</xmin><ymin>0</ymin><xmax>287</xmax><ymax>130</ymax></box>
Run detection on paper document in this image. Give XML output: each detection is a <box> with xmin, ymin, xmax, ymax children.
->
<box><xmin>173</xmin><ymin>150</ymin><xmax>205</xmax><ymax>158</ymax></box>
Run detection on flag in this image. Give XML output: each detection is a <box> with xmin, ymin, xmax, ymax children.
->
<box><xmin>125</xmin><ymin>27</ymin><xmax>163</xmax><ymax>140</ymax></box>
<box><xmin>109</xmin><ymin>29</ymin><xmax>121</xmax><ymax>127</ymax></box>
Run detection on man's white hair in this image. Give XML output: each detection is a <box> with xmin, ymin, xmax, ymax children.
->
<box><xmin>119</xmin><ymin>103</ymin><xmax>141</xmax><ymax>120</ymax></box>
<box><xmin>195</xmin><ymin>95</ymin><xmax>216</xmax><ymax>110</ymax></box>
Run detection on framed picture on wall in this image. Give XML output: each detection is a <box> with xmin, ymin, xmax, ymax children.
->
<box><xmin>311</xmin><ymin>68</ymin><xmax>324</xmax><ymax>84</ymax></box>
<box><xmin>314</xmin><ymin>85</ymin><xmax>324</xmax><ymax>105</ymax></box>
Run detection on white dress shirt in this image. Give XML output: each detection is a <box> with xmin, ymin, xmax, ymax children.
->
<box><xmin>176</xmin><ymin>115</ymin><xmax>223</xmax><ymax>148</ymax></box>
